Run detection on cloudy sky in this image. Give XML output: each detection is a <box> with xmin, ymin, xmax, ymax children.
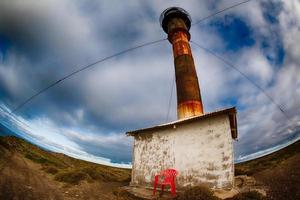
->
<box><xmin>0</xmin><ymin>0</ymin><xmax>299</xmax><ymax>167</ymax></box>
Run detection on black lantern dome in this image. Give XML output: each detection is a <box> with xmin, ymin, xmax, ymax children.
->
<box><xmin>160</xmin><ymin>7</ymin><xmax>192</xmax><ymax>33</ymax></box>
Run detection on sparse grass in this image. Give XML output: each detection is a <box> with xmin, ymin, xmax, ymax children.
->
<box><xmin>235</xmin><ymin>140</ymin><xmax>300</xmax><ymax>176</ymax></box>
<box><xmin>81</xmin><ymin>166</ymin><xmax>131</xmax><ymax>182</ymax></box>
<box><xmin>0</xmin><ymin>136</ymin><xmax>131</xmax><ymax>185</ymax></box>
<box><xmin>176</xmin><ymin>185</ymin><xmax>219</xmax><ymax>200</ymax></box>
<box><xmin>42</xmin><ymin>166</ymin><xmax>59</xmax><ymax>174</ymax></box>
<box><xmin>0</xmin><ymin>138</ymin><xmax>10</xmax><ymax>149</ymax></box>
<box><xmin>226</xmin><ymin>191</ymin><xmax>266</xmax><ymax>200</ymax></box>
<box><xmin>25</xmin><ymin>152</ymin><xmax>54</xmax><ymax>165</ymax></box>
<box><xmin>1</xmin><ymin>135</ymin><xmax>299</xmax><ymax>200</ymax></box>
<box><xmin>54</xmin><ymin>169</ymin><xmax>91</xmax><ymax>184</ymax></box>
<box><xmin>235</xmin><ymin>140</ymin><xmax>300</xmax><ymax>200</ymax></box>
<box><xmin>81</xmin><ymin>167</ymin><xmax>115</xmax><ymax>181</ymax></box>
<box><xmin>257</xmin><ymin>155</ymin><xmax>300</xmax><ymax>200</ymax></box>
<box><xmin>113</xmin><ymin>188</ymin><xmax>144</xmax><ymax>200</ymax></box>
<box><xmin>53</xmin><ymin>166</ymin><xmax>131</xmax><ymax>185</ymax></box>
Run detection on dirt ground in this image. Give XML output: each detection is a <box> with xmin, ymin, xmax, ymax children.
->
<box><xmin>0</xmin><ymin>136</ymin><xmax>299</xmax><ymax>200</ymax></box>
<box><xmin>0</xmin><ymin>151</ymin><xmax>126</xmax><ymax>200</ymax></box>
<box><xmin>254</xmin><ymin>154</ymin><xmax>300</xmax><ymax>200</ymax></box>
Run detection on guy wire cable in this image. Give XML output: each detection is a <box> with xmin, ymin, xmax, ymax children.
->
<box><xmin>11</xmin><ymin>0</ymin><xmax>258</xmax><ymax>114</ymax></box>
<box><xmin>190</xmin><ymin>40</ymin><xmax>291</xmax><ymax>122</ymax></box>
<box><xmin>165</xmin><ymin>76</ymin><xmax>175</xmax><ymax>123</ymax></box>
<box><xmin>11</xmin><ymin>38</ymin><xmax>167</xmax><ymax>113</ymax></box>
<box><xmin>192</xmin><ymin>0</ymin><xmax>255</xmax><ymax>26</ymax></box>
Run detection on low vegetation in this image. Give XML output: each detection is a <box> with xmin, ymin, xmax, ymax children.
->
<box><xmin>54</xmin><ymin>169</ymin><xmax>91</xmax><ymax>184</ymax></box>
<box><xmin>235</xmin><ymin>140</ymin><xmax>300</xmax><ymax>200</ymax></box>
<box><xmin>53</xmin><ymin>166</ymin><xmax>131</xmax><ymax>184</ymax></box>
<box><xmin>114</xmin><ymin>186</ymin><xmax>266</xmax><ymax>200</ymax></box>
<box><xmin>41</xmin><ymin>165</ymin><xmax>59</xmax><ymax>174</ymax></box>
<box><xmin>226</xmin><ymin>191</ymin><xmax>266</xmax><ymax>200</ymax></box>
<box><xmin>174</xmin><ymin>187</ymin><xmax>265</xmax><ymax>200</ymax></box>
<box><xmin>235</xmin><ymin>140</ymin><xmax>300</xmax><ymax>176</ymax></box>
<box><xmin>0</xmin><ymin>136</ymin><xmax>131</xmax><ymax>185</ymax></box>
<box><xmin>175</xmin><ymin>185</ymin><xmax>219</xmax><ymax>200</ymax></box>
<box><xmin>0</xmin><ymin>135</ymin><xmax>299</xmax><ymax>200</ymax></box>
<box><xmin>113</xmin><ymin>188</ymin><xmax>144</xmax><ymax>200</ymax></box>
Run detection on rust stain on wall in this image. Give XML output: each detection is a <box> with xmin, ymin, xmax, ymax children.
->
<box><xmin>130</xmin><ymin>114</ymin><xmax>235</xmax><ymax>190</ymax></box>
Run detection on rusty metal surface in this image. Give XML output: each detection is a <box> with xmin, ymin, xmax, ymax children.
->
<box><xmin>174</xmin><ymin>55</ymin><xmax>202</xmax><ymax>102</ymax></box>
<box><xmin>177</xmin><ymin>100</ymin><xmax>203</xmax><ymax>119</ymax></box>
<box><xmin>167</xmin><ymin>18</ymin><xmax>190</xmax><ymax>42</ymax></box>
<box><xmin>171</xmin><ymin>32</ymin><xmax>191</xmax><ymax>57</ymax></box>
<box><xmin>126</xmin><ymin>107</ymin><xmax>238</xmax><ymax>139</ymax></box>
<box><xmin>166</xmin><ymin>17</ymin><xmax>204</xmax><ymax>119</ymax></box>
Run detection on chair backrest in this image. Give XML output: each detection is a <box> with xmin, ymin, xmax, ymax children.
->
<box><xmin>161</xmin><ymin>169</ymin><xmax>177</xmax><ymax>182</ymax></box>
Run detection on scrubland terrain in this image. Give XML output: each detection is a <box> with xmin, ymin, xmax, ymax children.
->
<box><xmin>235</xmin><ymin>139</ymin><xmax>300</xmax><ymax>200</ymax></box>
<box><xmin>0</xmin><ymin>136</ymin><xmax>130</xmax><ymax>200</ymax></box>
<box><xmin>0</xmin><ymin>135</ymin><xmax>299</xmax><ymax>200</ymax></box>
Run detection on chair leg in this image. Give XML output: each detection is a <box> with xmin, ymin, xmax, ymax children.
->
<box><xmin>171</xmin><ymin>182</ymin><xmax>176</xmax><ymax>196</ymax></box>
<box><xmin>153</xmin><ymin>175</ymin><xmax>160</xmax><ymax>196</ymax></box>
<box><xmin>161</xmin><ymin>185</ymin><xmax>165</xmax><ymax>195</ymax></box>
<box><xmin>153</xmin><ymin>181</ymin><xmax>158</xmax><ymax>195</ymax></box>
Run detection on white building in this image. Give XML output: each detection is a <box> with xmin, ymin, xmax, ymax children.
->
<box><xmin>127</xmin><ymin>107</ymin><xmax>237</xmax><ymax>190</ymax></box>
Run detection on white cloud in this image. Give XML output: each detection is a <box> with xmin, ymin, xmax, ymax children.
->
<box><xmin>0</xmin><ymin>0</ymin><xmax>299</xmax><ymax>165</ymax></box>
<box><xmin>0</xmin><ymin>104</ymin><xmax>131</xmax><ymax>168</ymax></box>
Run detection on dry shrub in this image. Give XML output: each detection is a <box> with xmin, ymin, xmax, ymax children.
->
<box><xmin>80</xmin><ymin>166</ymin><xmax>130</xmax><ymax>182</ymax></box>
<box><xmin>235</xmin><ymin>168</ymin><xmax>248</xmax><ymax>176</ymax></box>
<box><xmin>112</xmin><ymin>188</ymin><xmax>143</xmax><ymax>200</ymax></box>
<box><xmin>256</xmin><ymin>156</ymin><xmax>300</xmax><ymax>200</ymax></box>
<box><xmin>176</xmin><ymin>185</ymin><xmax>219</xmax><ymax>200</ymax></box>
<box><xmin>42</xmin><ymin>166</ymin><xmax>59</xmax><ymax>174</ymax></box>
<box><xmin>227</xmin><ymin>191</ymin><xmax>266</xmax><ymax>200</ymax></box>
<box><xmin>81</xmin><ymin>167</ymin><xmax>112</xmax><ymax>181</ymax></box>
<box><xmin>54</xmin><ymin>170</ymin><xmax>90</xmax><ymax>184</ymax></box>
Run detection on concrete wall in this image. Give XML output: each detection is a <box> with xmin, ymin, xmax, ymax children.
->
<box><xmin>130</xmin><ymin>114</ymin><xmax>234</xmax><ymax>190</ymax></box>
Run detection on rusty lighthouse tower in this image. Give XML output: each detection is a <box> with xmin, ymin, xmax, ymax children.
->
<box><xmin>160</xmin><ymin>7</ymin><xmax>204</xmax><ymax>119</ymax></box>
<box><xmin>127</xmin><ymin>7</ymin><xmax>238</xmax><ymax>192</ymax></box>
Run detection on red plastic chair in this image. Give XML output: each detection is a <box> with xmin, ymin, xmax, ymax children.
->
<box><xmin>153</xmin><ymin>169</ymin><xmax>177</xmax><ymax>196</ymax></box>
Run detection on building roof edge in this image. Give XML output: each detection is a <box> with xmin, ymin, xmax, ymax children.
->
<box><xmin>126</xmin><ymin>107</ymin><xmax>238</xmax><ymax>139</ymax></box>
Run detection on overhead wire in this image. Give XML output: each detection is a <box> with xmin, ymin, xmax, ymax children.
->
<box><xmin>190</xmin><ymin>40</ymin><xmax>291</xmax><ymax>121</ymax></box>
<box><xmin>11</xmin><ymin>0</ymin><xmax>258</xmax><ymax>114</ymax></box>
<box><xmin>165</xmin><ymin>76</ymin><xmax>175</xmax><ymax>123</ymax></box>
<box><xmin>191</xmin><ymin>0</ymin><xmax>255</xmax><ymax>26</ymax></box>
<box><xmin>11</xmin><ymin>38</ymin><xmax>167</xmax><ymax>113</ymax></box>
<box><xmin>163</xmin><ymin>0</ymin><xmax>256</xmax><ymax>122</ymax></box>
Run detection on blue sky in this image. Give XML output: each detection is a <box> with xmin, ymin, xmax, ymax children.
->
<box><xmin>0</xmin><ymin>0</ymin><xmax>300</xmax><ymax>168</ymax></box>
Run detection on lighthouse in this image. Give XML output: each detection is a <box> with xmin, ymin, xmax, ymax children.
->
<box><xmin>127</xmin><ymin>7</ymin><xmax>238</xmax><ymax>191</ymax></box>
<box><xmin>160</xmin><ymin>7</ymin><xmax>204</xmax><ymax>119</ymax></box>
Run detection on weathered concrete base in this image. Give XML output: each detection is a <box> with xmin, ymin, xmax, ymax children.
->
<box><xmin>129</xmin><ymin>109</ymin><xmax>237</xmax><ymax>190</ymax></box>
<box><xmin>210</xmin><ymin>176</ymin><xmax>267</xmax><ymax>199</ymax></box>
<box><xmin>121</xmin><ymin>186</ymin><xmax>178</xmax><ymax>200</ymax></box>
<box><xmin>122</xmin><ymin>176</ymin><xmax>268</xmax><ymax>200</ymax></box>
